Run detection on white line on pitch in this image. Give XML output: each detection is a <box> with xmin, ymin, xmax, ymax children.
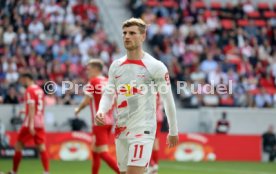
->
<box><xmin>161</xmin><ymin>164</ymin><xmax>273</xmax><ymax>174</ymax></box>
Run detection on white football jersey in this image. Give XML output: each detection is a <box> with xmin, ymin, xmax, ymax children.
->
<box><xmin>99</xmin><ymin>53</ymin><xmax>177</xmax><ymax>138</ymax></box>
<box><xmin>105</xmin><ymin>52</ymin><xmax>172</xmax><ymax>139</ymax></box>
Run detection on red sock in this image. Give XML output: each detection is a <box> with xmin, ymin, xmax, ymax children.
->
<box><xmin>92</xmin><ymin>152</ymin><xmax>101</xmax><ymax>174</ymax></box>
<box><xmin>13</xmin><ymin>151</ymin><xmax>22</xmax><ymax>172</ymax></box>
<box><xmin>151</xmin><ymin>150</ymin><xmax>159</xmax><ymax>165</ymax></box>
<box><xmin>40</xmin><ymin>151</ymin><xmax>49</xmax><ymax>172</ymax></box>
<box><xmin>99</xmin><ymin>152</ymin><xmax>120</xmax><ymax>174</ymax></box>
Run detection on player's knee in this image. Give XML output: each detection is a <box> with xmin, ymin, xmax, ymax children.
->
<box><xmin>126</xmin><ymin>166</ymin><xmax>145</xmax><ymax>174</ymax></box>
<box><xmin>153</xmin><ymin>141</ymin><xmax>159</xmax><ymax>150</ymax></box>
<box><xmin>36</xmin><ymin>144</ymin><xmax>46</xmax><ymax>152</ymax></box>
<box><xmin>15</xmin><ymin>142</ymin><xmax>24</xmax><ymax>151</ymax></box>
<box><xmin>94</xmin><ymin>145</ymin><xmax>109</xmax><ymax>152</ymax></box>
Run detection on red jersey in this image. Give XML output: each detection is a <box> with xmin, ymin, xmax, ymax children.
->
<box><xmin>86</xmin><ymin>76</ymin><xmax>114</xmax><ymax>125</ymax></box>
<box><xmin>23</xmin><ymin>84</ymin><xmax>45</xmax><ymax>128</ymax></box>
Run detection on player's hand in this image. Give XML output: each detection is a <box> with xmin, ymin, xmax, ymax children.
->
<box><xmin>19</xmin><ymin>110</ymin><xmax>25</xmax><ymax>115</ymax></box>
<box><xmin>74</xmin><ymin>107</ymin><xmax>80</xmax><ymax>116</ymax></box>
<box><xmin>166</xmin><ymin>134</ymin><xmax>179</xmax><ymax>148</ymax></box>
<box><xmin>95</xmin><ymin>112</ymin><xmax>105</xmax><ymax>126</ymax></box>
<box><xmin>29</xmin><ymin>126</ymin><xmax>35</xmax><ymax>136</ymax></box>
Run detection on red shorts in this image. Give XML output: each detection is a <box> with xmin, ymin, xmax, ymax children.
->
<box><xmin>17</xmin><ymin>127</ymin><xmax>46</xmax><ymax>145</ymax></box>
<box><xmin>155</xmin><ymin>121</ymin><xmax>162</xmax><ymax>138</ymax></box>
<box><xmin>93</xmin><ymin>125</ymin><xmax>112</xmax><ymax>146</ymax></box>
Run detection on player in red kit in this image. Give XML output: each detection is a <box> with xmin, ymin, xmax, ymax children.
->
<box><xmin>75</xmin><ymin>59</ymin><xmax>120</xmax><ymax>174</ymax></box>
<box><xmin>8</xmin><ymin>73</ymin><xmax>49</xmax><ymax>174</ymax></box>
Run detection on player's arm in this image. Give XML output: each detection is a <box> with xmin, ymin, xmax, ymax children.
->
<box><xmin>155</xmin><ymin>62</ymin><xmax>178</xmax><ymax>147</ymax></box>
<box><xmin>75</xmin><ymin>95</ymin><xmax>90</xmax><ymax>116</ymax></box>
<box><xmin>27</xmin><ymin>92</ymin><xmax>36</xmax><ymax>135</ymax></box>
<box><xmin>96</xmin><ymin>63</ymin><xmax>116</xmax><ymax>125</ymax></box>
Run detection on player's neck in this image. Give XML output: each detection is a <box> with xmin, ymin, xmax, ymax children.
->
<box><xmin>127</xmin><ymin>49</ymin><xmax>144</xmax><ymax>60</ymax></box>
<box><xmin>89</xmin><ymin>73</ymin><xmax>102</xmax><ymax>78</ymax></box>
<box><xmin>26</xmin><ymin>81</ymin><xmax>35</xmax><ymax>87</ymax></box>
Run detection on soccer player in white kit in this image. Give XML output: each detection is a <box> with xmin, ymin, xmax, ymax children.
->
<box><xmin>95</xmin><ymin>18</ymin><xmax>178</xmax><ymax>174</ymax></box>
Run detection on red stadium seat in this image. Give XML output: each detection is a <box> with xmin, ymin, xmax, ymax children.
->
<box><xmin>60</xmin><ymin>39</ymin><xmax>68</xmax><ymax>47</ymax></box>
<box><xmin>46</xmin><ymin>39</ymin><xmax>54</xmax><ymax>47</ymax></box>
<box><xmin>265</xmin><ymin>87</ymin><xmax>276</xmax><ymax>95</ymax></box>
<box><xmin>264</xmin><ymin>11</ymin><xmax>276</xmax><ymax>18</ymax></box>
<box><xmin>247</xmin><ymin>11</ymin><xmax>261</xmax><ymax>18</ymax></box>
<box><xmin>203</xmin><ymin>10</ymin><xmax>212</xmax><ymax>19</ymax></box>
<box><xmin>257</xmin><ymin>2</ymin><xmax>270</xmax><ymax>10</ymax></box>
<box><xmin>156</xmin><ymin>17</ymin><xmax>167</xmax><ymax>27</ymax></box>
<box><xmin>162</xmin><ymin>0</ymin><xmax>177</xmax><ymax>8</ymax></box>
<box><xmin>237</xmin><ymin>19</ymin><xmax>249</xmax><ymax>27</ymax></box>
<box><xmin>221</xmin><ymin>20</ymin><xmax>234</xmax><ymax>29</ymax></box>
<box><xmin>211</xmin><ymin>2</ymin><xmax>222</xmax><ymax>10</ymax></box>
<box><xmin>249</xmin><ymin>89</ymin><xmax>259</xmax><ymax>95</ymax></box>
<box><xmin>254</xmin><ymin>20</ymin><xmax>266</xmax><ymax>27</ymax></box>
<box><xmin>249</xmin><ymin>88</ymin><xmax>276</xmax><ymax>95</ymax></box>
<box><xmin>146</xmin><ymin>0</ymin><xmax>159</xmax><ymax>7</ymax></box>
<box><xmin>194</xmin><ymin>1</ymin><xmax>206</xmax><ymax>9</ymax></box>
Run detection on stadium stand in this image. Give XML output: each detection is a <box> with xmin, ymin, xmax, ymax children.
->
<box><xmin>0</xmin><ymin>0</ymin><xmax>276</xmax><ymax>108</ymax></box>
<box><xmin>0</xmin><ymin>0</ymin><xmax>118</xmax><ymax>105</ymax></box>
<box><xmin>128</xmin><ymin>0</ymin><xmax>276</xmax><ymax>108</ymax></box>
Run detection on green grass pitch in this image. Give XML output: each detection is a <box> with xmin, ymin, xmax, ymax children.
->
<box><xmin>0</xmin><ymin>160</ymin><xmax>276</xmax><ymax>174</ymax></box>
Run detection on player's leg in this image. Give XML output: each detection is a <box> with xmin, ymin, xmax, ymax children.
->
<box><xmin>148</xmin><ymin>121</ymin><xmax>161</xmax><ymax>174</ymax></box>
<box><xmin>92</xmin><ymin>145</ymin><xmax>108</xmax><ymax>174</ymax></box>
<box><xmin>115</xmin><ymin>138</ymin><xmax>128</xmax><ymax>174</ymax></box>
<box><xmin>10</xmin><ymin>127</ymin><xmax>29</xmax><ymax>174</ymax></box>
<box><xmin>11</xmin><ymin>141</ymin><xmax>24</xmax><ymax>174</ymax></box>
<box><xmin>149</xmin><ymin>139</ymin><xmax>159</xmax><ymax>174</ymax></box>
<box><xmin>35</xmin><ymin>128</ymin><xmax>49</xmax><ymax>174</ymax></box>
<box><xmin>94</xmin><ymin>125</ymin><xmax>120</xmax><ymax>174</ymax></box>
<box><xmin>91</xmin><ymin>135</ymin><xmax>101</xmax><ymax>174</ymax></box>
<box><xmin>127</xmin><ymin>166</ymin><xmax>146</xmax><ymax>174</ymax></box>
<box><xmin>126</xmin><ymin>138</ymin><xmax>154</xmax><ymax>174</ymax></box>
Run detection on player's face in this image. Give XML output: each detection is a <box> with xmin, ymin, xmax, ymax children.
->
<box><xmin>19</xmin><ymin>77</ymin><xmax>28</xmax><ymax>88</ymax></box>
<box><xmin>86</xmin><ymin>65</ymin><xmax>97</xmax><ymax>78</ymax></box>
<box><xmin>122</xmin><ymin>26</ymin><xmax>145</xmax><ymax>51</ymax></box>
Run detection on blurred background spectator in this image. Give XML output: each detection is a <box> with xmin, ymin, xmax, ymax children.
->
<box><xmin>262</xmin><ymin>125</ymin><xmax>276</xmax><ymax>162</ymax></box>
<box><xmin>0</xmin><ymin>0</ymin><xmax>118</xmax><ymax>106</ymax></box>
<box><xmin>3</xmin><ymin>85</ymin><xmax>19</xmax><ymax>104</ymax></box>
<box><xmin>215</xmin><ymin>111</ymin><xmax>230</xmax><ymax>134</ymax></box>
<box><xmin>0</xmin><ymin>0</ymin><xmax>276</xmax><ymax>108</ymax></box>
<box><xmin>128</xmin><ymin>0</ymin><xmax>276</xmax><ymax>108</ymax></box>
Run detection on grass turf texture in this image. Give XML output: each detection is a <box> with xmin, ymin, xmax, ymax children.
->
<box><xmin>0</xmin><ymin>160</ymin><xmax>276</xmax><ymax>174</ymax></box>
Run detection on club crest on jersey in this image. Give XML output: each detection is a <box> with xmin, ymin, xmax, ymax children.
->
<box><xmin>118</xmin><ymin>84</ymin><xmax>143</xmax><ymax>96</ymax></box>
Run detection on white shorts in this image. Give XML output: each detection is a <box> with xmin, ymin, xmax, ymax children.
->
<box><xmin>115</xmin><ymin>137</ymin><xmax>154</xmax><ymax>172</ymax></box>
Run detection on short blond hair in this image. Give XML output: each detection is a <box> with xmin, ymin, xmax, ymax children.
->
<box><xmin>87</xmin><ymin>59</ymin><xmax>104</xmax><ymax>71</ymax></box>
<box><xmin>122</xmin><ymin>18</ymin><xmax>147</xmax><ymax>34</ymax></box>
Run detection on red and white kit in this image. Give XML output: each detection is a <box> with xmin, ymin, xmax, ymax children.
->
<box><xmin>18</xmin><ymin>84</ymin><xmax>45</xmax><ymax>145</ymax></box>
<box><xmin>98</xmin><ymin>52</ymin><xmax>178</xmax><ymax>171</ymax></box>
<box><xmin>87</xmin><ymin>76</ymin><xmax>114</xmax><ymax>146</ymax></box>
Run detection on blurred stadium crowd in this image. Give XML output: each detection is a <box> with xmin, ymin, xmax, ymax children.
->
<box><xmin>129</xmin><ymin>0</ymin><xmax>276</xmax><ymax>108</ymax></box>
<box><xmin>0</xmin><ymin>0</ymin><xmax>276</xmax><ymax>108</ymax></box>
<box><xmin>0</xmin><ymin>0</ymin><xmax>120</xmax><ymax>105</ymax></box>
